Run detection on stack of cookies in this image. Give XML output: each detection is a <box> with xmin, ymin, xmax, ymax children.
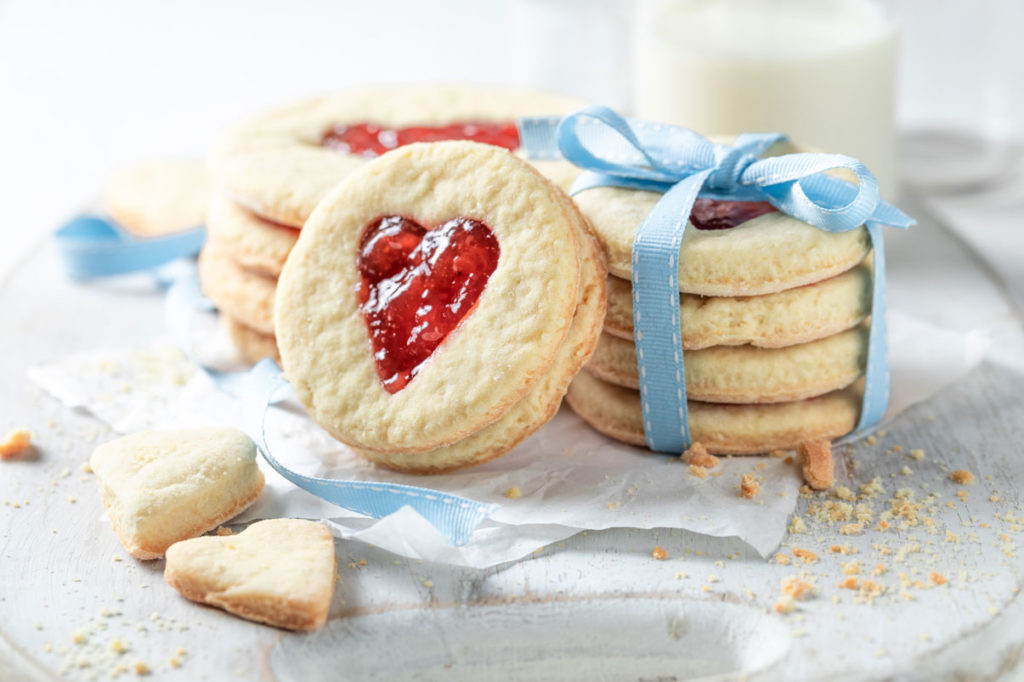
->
<box><xmin>566</xmin><ymin>185</ymin><xmax>873</xmax><ymax>454</ymax></box>
<box><xmin>203</xmin><ymin>86</ymin><xmax>582</xmax><ymax>363</ymax></box>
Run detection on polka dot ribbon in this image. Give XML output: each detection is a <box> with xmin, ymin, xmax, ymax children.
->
<box><xmin>518</xmin><ymin>106</ymin><xmax>915</xmax><ymax>453</ymax></box>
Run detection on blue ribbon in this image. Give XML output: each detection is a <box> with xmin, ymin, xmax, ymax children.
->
<box><xmin>518</xmin><ymin>106</ymin><xmax>914</xmax><ymax>453</ymax></box>
<box><xmin>165</xmin><ymin>275</ymin><xmax>498</xmax><ymax>546</ymax></box>
<box><xmin>55</xmin><ymin>215</ymin><xmax>205</xmax><ymax>280</ymax></box>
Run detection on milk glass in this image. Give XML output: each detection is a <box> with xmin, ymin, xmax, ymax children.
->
<box><xmin>634</xmin><ymin>0</ymin><xmax>898</xmax><ymax>195</ymax></box>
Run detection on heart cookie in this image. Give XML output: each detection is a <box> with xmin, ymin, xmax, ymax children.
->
<box><xmin>103</xmin><ymin>160</ymin><xmax>208</xmax><ymax>237</ymax></box>
<box><xmin>275</xmin><ymin>140</ymin><xmax>597</xmax><ymax>462</ymax></box>
<box><xmin>89</xmin><ymin>427</ymin><xmax>265</xmax><ymax>560</ymax></box>
<box><xmin>164</xmin><ymin>519</ymin><xmax>336</xmax><ymax>631</ymax></box>
<box><xmin>354</xmin><ymin>190</ymin><xmax>606</xmax><ymax>472</ymax></box>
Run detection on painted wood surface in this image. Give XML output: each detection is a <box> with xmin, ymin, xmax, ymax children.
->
<box><xmin>2</xmin><ymin>191</ymin><xmax>1023</xmax><ymax>681</ymax></box>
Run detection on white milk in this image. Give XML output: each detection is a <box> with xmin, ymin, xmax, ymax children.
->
<box><xmin>634</xmin><ymin>0</ymin><xmax>898</xmax><ymax>195</ymax></box>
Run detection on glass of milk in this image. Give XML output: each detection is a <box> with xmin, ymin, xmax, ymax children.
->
<box><xmin>634</xmin><ymin>0</ymin><xmax>898</xmax><ymax>195</ymax></box>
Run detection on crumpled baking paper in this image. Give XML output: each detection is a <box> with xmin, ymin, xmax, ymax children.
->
<box><xmin>26</xmin><ymin>217</ymin><xmax>1010</xmax><ymax>568</ymax></box>
<box><xmin>26</xmin><ymin>308</ymin><xmax>986</xmax><ymax>569</ymax></box>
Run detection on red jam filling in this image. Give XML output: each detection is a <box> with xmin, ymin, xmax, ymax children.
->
<box><xmin>322</xmin><ymin>122</ymin><xmax>520</xmax><ymax>157</ymax></box>
<box><xmin>689</xmin><ymin>199</ymin><xmax>777</xmax><ymax>230</ymax></box>
<box><xmin>356</xmin><ymin>216</ymin><xmax>500</xmax><ymax>393</ymax></box>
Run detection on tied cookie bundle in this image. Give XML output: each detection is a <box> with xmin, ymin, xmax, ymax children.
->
<box><xmin>518</xmin><ymin>106</ymin><xmax>913</xmax><ymax>454</ymax></box>
<box><xmin>201</xmin><ymin>86</ymin><xmax>584</xmax><ymax>364</ymax></box>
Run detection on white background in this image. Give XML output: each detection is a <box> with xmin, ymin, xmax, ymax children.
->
<box><xmin>1</xmin><ymin>0</ymin><xmax>1021</xmax><ymax>282</ymax></box>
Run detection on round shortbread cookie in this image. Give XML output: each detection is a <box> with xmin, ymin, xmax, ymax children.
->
<box><xmin>104</xmin><ymin>160</ymin><xmax>208</xmax><ymax>237</ymax></box>
<box><xmin>566</xmin><ymin>370</ymin><xmax>861</xmax><ymax>455</ymax></box>
<box><xmin>604</xmin><ymin>259</ymin><xmax>872</xmax><ymax>349</ymax></box>
<box><xmin>212</xmin><ymin>86</ymin><xmax>583</xmax><ymax>227</ymax></box>
<box><xmin>207</xmin><ymin>195</ymin><xmax>299</xmax><ymax>278</ymax></box>
<box><xmin>355</xmin><ymin>196</ymin><xmax>606</xmax><ymax>472</ymax></box>
<box><xmin>224</xmin><ymin>316</ymin><xmax>280</xmax><ymax>364</ymax></box>
<box><xmin>276</xmin><ymin>141</ymin><xmax>584</xmax><ymax>454</ymax></box>
<box><xmin>574</xmin><ymin>188</ymin><xmax>869</xmax><ymax>297</ymax></box>
<box><xmin>586</xmin><ymin>326</ymin><xmax>866</xmax><ymax>404</ymax></box>
<box><xmin>198</xmin><ymin>240</ymin><xmax>277</xmax><ymax>335</ymax></box>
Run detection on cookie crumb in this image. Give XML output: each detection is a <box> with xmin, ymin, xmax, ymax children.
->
<box><xmin>0</xmin><ymin>428</ymin><xmax>32</xmax><ymax>460</ymax></box>
<box><xmin>909</xmin><ymin>449</ymin><xmax>925</xmax><ymax>461</ymax></box>
<box><xmin>774</xmin><ymin>596</ymin><xmax>796</xmax><ymax>614</ymax></box>
<box><xmin>950</xmin><ymin>470</ymin><xmax>974</xmax><ymax>485</ymax></box>
<box><xmin>774</xmin><ymin>552</ymin><xmax>791</xmax><ymax>566</ymax></box>
<box><xmin>651</xmin><ymin>545</ymin><xmax>668</xmax><ymax>560</ymax></box>
<box><xmin>739</xmin><ymin>473</ymin><xmax>760</xmax><ymax>499</ymax></box>
<box><xmin>792</xmin><ymin>547</ymin><xmax>818</xmax><ymax>564</ymax></box>
<box><xmin>168</xmin><ymin>657</ymin><xmax>181</xmax><ymax>668</ymax></box>
<box><xmin>781</xmin><ymin>575</ymin><xmax>814</xmax><ymax>600</ymax></box>
<box><xmin>504</xmin><ymin>486</ymin><xmax>522</xmax><ymax>499</ymax></box>
<box><xmin>132</xmin><ymin>660</ymin><xmax>150</xmax><ymax>675</ymax></box>
<box><xmin>215</xmin><ymin>526</ymin><xmax>233</xmax><ymax>536</ymax></box>
<box><xmin>799</xmin><ymin>439</ymin><xmax>834</xmax><ymax>490</ymax></box>
<box><xmin>682</xmin><ymin>442</ymin><xmax>719</xmax><ymax>469</ymax></box>
<box><xmin>770</xmin><ymin>449</ymin><xmax>788</xmax><ymax>458</ymax></box>
<box><xmin>688</xmin><ymin>464</ymin><xmax>707</xmax><ymax>479</ymax></box>
<box><xmin>839</xmin><ymin>523</ymin><xmax>864</xmax><ymax>536</ymax></box>
<box><xmin>929</xmin><ymin>572</ymin><xmax>947</xmax><ymax>586</ymax></box>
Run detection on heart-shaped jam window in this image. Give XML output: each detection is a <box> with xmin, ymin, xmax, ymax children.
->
<box><xmin>690</xmin><ymin>199</ymin><xmax>777</xmax><ymax>230</ymax></box>
<box><xmin>321</xmin><ymin>121</ymin><xmax>520</xmax><ymax>157</ymax></box>
<box><xmin>357</xmin><ymin>216</ymin><xmax>500</xmax><ymax>393</ymax></box>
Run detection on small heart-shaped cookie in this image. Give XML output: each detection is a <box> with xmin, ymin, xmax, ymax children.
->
<box><xmin>164</xmin><ymin>519</ymin><xmax>336</xmax><ymax>631</ymax></box>
<box><xmin>90</xmin><ymin>427</ymin><xmax>265</xmax><ymax>559</ymax></box>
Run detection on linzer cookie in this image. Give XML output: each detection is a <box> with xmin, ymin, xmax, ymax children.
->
<box><xmin>203</xmin><ymin>86</ymin><xmax>584</xmax><ymax>365</ymax></box>
<box><xmin>275</xmin><ymin>141</ymin><xmax>602</xmax><ymax>468</ymax></box>
<box><xmin>210</xmin><ymin>86</ymin><xmax>583</xmax><ymax>228</ymax></box>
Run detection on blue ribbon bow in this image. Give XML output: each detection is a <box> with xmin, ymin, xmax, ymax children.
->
<box><xmin>518</xmin><ymin>105</ymin><xmax>914</xmax><ymax>452</ymax></box>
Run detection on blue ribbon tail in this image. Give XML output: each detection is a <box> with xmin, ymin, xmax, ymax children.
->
<box><xmin>55</xmin><ymin>215</ymin><xmax>205</xmax><ymax>280</ymax></box>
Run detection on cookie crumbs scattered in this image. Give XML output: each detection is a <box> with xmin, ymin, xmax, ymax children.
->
<box><xmin>774</xmin><ymin>552</ymin><xmax>791</xmax><ymax>565</ymax></box>
<box><xmin>872</xmin><ymin>563</ymin><xmax>887</xmax><ymax>576</ymax></box>
<box><xmin>842</xmin><ymin>560</ymin><xmax>861</xmax><ymax>575</ymax></box>
<box><xmin>839</xmin><ymin>523</ymin><xmax>864</xmax><ymax>536</ymax></box>
<box><xmin>900</xmin><ymin>466</ymin><xmax>913</xmax><ymax>476</ymax></box>
<box><xmin>950</xmin><ymin>470</ymin><xmax>975</xmax><ymax>485</ymax></box>
<box><xmin>774</xmin><ymin>596</ymin><xmax>796</xmax><ymax>614</ymax></box>
<box><xmin>792</xmin><ymin>547</ymin><xmax>818</xmax><ymax>564</ymax></box>
<box><xmin>0</xmin><ymin>427</ymin><xmax>32</xmax><ymax>460</ymax></box>
<box><xmin>109</xmin><ymin>639</ymin><xmax>127</xmax><ymax>654</ymax></box>
<box><xmin>688</xmin><ymin>464</ymin><xmax>707</xmax><ymax>479</ymax></box>
<box><xmin>674</xmin><ymin>571</ymin><xmax>688</xmax><ymax>579</ymax></box>
<box><xmin>132</xmin><ymin>660</ymin><xmax>150</xmax><ymax>675</ymax></box>
<box><xmin>739</xmin><ymin>473</ymin><xmax>760</xmax><ymax>499</ymax></box>
<box><xmin>929</xmin><ymin>572</ymin><xmax>947</xmax><ymax>586</ymax></box>
<box><xmin>651</xmin><ymin>545</ymin><xmax>668</xmax><ymax>560</ymax></box>
<box><xmin>682</xmin><ymin>442</ymin><xmax>719</xmax><ymax>469</ymax></box>
<box><xmin>168</xmin><ymin>657</ymin><xmax>181</xmax><ymax>668</ymax></box>
<box><xmin>504</xmin><ymin>486</ymin><xmax>522</xmax><ymax>499</ymax></box>
<box><xmin>80</xmin><ymin>462</ymin><xmax>93</xmax><ymax>473</ymax></box>
<box><xmin>799</xmin><ymin>439</ymin><xmax>834</xmax><ymax>490</ymax></box>
<box><xmin>909</xmin><ymin>449</ymin><xmax>925</xmax><ymax>461</ymax></box>
<box><xmin>789</xmin><ymin>516</ymin><xmax>807</xmax><ymax>534</ymax></box>
<box><xmin>780</xmin><ymin>575</ymin><xmax>815</xmax><ymax>600</ymax></box>
<box><xmin>834</xmin><ymin>486</ymin><xmax>855</xmax><ymax>501</ymax></box>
